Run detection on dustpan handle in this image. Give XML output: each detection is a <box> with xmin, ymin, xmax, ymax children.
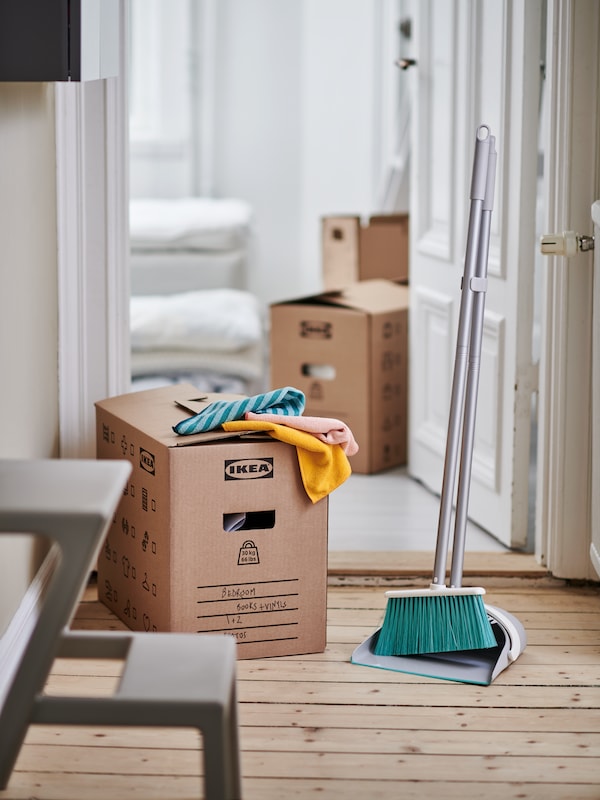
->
<box><xmin>450</xmin><ymin>136</ymin><xmax>497</xmax><ymax>587</ymax></box>
<box><xmin>431</xmin><ymin>125</ymin><xmax>491</xmax><ymax>588</ymax></box>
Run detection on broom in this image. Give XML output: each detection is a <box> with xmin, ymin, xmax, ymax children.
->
<box><xmin>374</xmin><ymin>126</ymin><xmax>498</xmax><ymax>657</ymax></box>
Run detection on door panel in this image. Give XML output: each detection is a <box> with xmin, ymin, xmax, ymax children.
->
<box><xmin>409</xmin><ymin>0</ymin><xmax>542</xmax><ymax>548</ymax></box>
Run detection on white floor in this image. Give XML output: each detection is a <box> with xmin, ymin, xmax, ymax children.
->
<box><xmin>328</xmin><ymin>466</ymin><xmax>508</xmax><ymax>552</ymax></box>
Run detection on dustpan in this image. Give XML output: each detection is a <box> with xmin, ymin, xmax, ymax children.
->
<box><xmin>352</xmin><ymin>125</ymin><xmax>526</xmax><ymax>683</ymax></box>
<box><xmin>352</xmin><ymin>605</ymin><xmax>527</xmax><ymax>686</ymax></box>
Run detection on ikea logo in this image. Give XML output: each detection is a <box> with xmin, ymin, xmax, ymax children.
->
<box><xmin>224</xmin><ymin>458</ymin><xmax>274</xmax><ymax>481</ymax></box>
<box><xmin>139</xmin><ymin>448</ymin><xmax>156</xmax><ymax>475</ymax></box>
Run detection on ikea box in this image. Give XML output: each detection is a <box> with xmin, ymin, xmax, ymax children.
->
<box><xmin>270</xmin><ymin>279</ymin><xmax>409</xmax><ymax>474</ymax></box>
<box><xmin>322</xmin><ymin>214</ymin><xmax>409</xmax><ymax>290</ymax></box>
<box><xmin>95</xmin><ymin>383</ymin><xmax>328</xmax><ymax>659</ymax></box>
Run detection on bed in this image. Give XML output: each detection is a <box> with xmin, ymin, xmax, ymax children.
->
<box><xmin>129</xmin><ymin>197</ymin><xmax>266</xmax><ymax>394</ymax></box>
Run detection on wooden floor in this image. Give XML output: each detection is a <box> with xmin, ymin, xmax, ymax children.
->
<box><xmin>2</xmin><ymin>555</ymin><xmax>600</xmax><ymax>800</ymax></box>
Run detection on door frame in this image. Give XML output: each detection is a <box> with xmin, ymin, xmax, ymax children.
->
<box><xmin>535</xmin><ymin>0</ymin><xmax>599</xmax><ymax>579</ymax></box>
<box><xmin>56</xmin><ymin>0</ymin><xmax>129</xmax><ymax>459</ymax></box>
<box><xmin>591</xmin><ymin>200</ymin><xmax>600</xmax><ymax>578</ymax></box>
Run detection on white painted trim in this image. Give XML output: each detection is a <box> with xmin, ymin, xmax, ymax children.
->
<box><xmin>535</xmin><ymin>0</ymin><xmax>599</xmax><ymax>579</ymax></box>
<box><xmin>104</xmin><ymin>8</ymin><xmax>131</xmax><ymax>397</ymax></box>
<box><xmin>192</xmin><ymin>0</ymin><xmax>218</xmax><ymax>196</ymax></box>
<box><xmin>591</xmin><ymin>200</ymin><xmax>600</xmax><ymax>579</ymax></box>
<box><xmin>376</xmin><ymin>0</ymin><xmax>412</xmax><ymax>213</ymax></box>
<box><xmin>535</xmin><ymin>0</ymin><xmax>568</xmax><ymax>572</ymax></box>
<box><xmin>56</xmin><ymin>0</ymin><xmax>129</xmax><ymax>459</ymax></box>
<box><xmin>56</xmin><ymin>82</ymin><xmax>89</xmax><ymax>458</ymax></box>
<box><xmin>591</xmin><ymin>542</ymin><xmax>600</xmax><ymax>581</ymax></box>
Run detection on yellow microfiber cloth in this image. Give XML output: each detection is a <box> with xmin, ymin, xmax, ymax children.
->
<box><xmin>222</xmin><ymin>419</ymin><xmax>351</xmax><ymax>503</ymax></box>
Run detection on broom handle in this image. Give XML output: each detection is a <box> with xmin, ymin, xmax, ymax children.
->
<box><xmin>450</xmin><ymin>136</ymin><xmax>497</xmax><ymax>588</ymax></box>
<box><xmin>431</xmin><ymin>126</ymin><xmax>491</xmax><ymax>588</ymax></box>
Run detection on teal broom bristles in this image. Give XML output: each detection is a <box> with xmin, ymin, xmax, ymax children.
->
<box><xmin>373</xmin><ymin>588</ymin><xmax>496</xmax><ymax>657</ymax></box>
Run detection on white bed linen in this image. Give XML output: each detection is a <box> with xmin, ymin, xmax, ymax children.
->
<box><xmin>130</xmin><ymin>341</ymin><xmax>264</xmax><ymax>381</ymax></box>
<box><xmin>130</xmin><ymin>289</ymin><xmax>263</xmax><ymax>353</ymax></box>
<box><xmin>130</xmin><ymin>249</ymin><xmax>246</xmax><ymax>296</ymax></box>
<box><xmin>130</xmin><ymin>197</ymin><xmax>252</xmax><ymax>251</ymax></box>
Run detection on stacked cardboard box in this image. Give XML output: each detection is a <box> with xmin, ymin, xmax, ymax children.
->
<box><xmin>95</xmin><ymin>383</ymin><xmax>328</xmax><ymax>659</ymax></box>
<box><xmin>270</xmin><ymin>280</ymin><xmax>409</xmax><ymax>474</ymax></box>
<box><xmin>322</xmin><ymin>213</ymin><xmax>409</xmax><ymax>290</ymax></box>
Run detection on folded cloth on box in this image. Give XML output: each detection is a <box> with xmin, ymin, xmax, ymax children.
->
<box><xmin>130</xmin><ymin>289</ymin><xmax>263</xmax><ymax>353</ymax></box>
<box><xmin>222</xmin><ymin>420</ymin><xmax>351</xmax><ymax>503</ymax></box>
<box><xmin>130</xmin><ymin>197</ymin><xmax>253</xmax><ymax>251</ymax></box>
<box><xmin>245</xmin><ymin>411</ymin><xmax>359</xmax><ymax>456</ymax></box>
<box><xmin>173</xmin><ymin>386</ymin><xmax>305</xmax><ymax>435</ymax></box>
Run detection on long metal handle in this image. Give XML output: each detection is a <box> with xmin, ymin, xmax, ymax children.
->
<box><xmin>431</xmin><ymin>125</ymin><xmax>492</xmax><ymax>588</ymax></box>
<box><xmin>450</xmin><ymin>136</ymin><xmax>497</xmax><ymax>587</ymax></box>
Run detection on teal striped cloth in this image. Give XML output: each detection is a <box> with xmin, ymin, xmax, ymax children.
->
<box><xmin>173</xmin><ymin>386</ymin><xmax>306</xmax><ymax>435</ymax></box>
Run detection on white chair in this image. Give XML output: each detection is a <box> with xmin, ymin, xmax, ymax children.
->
<box><xmin>0</xmin><ymin>459</ymin><xmax>241</xmax><ymax>799</ymax></box>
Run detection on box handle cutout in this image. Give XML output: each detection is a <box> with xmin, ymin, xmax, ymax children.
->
<box><xmin>301</xmin><ymin>363</ymin><xmax>336</xmax><ymax>380</ymax></box>
<box><xmin>223</xmin><ymin>510</ymin><xmax>276</xmax><ymax>532</ymax></box>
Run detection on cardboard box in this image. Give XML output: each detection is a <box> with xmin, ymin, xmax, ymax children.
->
<box><xmin>95</xmin><ymin>384</ymin><xmax>328</xmax><ymax>659</ymax></box>
<box><xmin>270</xmin><ymin>279</ymin><xmax>409</xmax><ymax>474</ymax></box>
<box><xmin>322</xmin><ymin>213</ymin><xmax>409</xmax><ymax>289</ymax></box>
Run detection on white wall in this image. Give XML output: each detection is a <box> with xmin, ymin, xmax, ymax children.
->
<box><xmin>129</xmin><ymin>0</ymin><xmax>194</xmax><ymax>197</ymax></box>
<box><xmin>0</xmin><ymin>84</ymin><xmax>59</xmax><ymax>456</ymax></box>
<box><xmin>0</xmin><ymin>83</ymin><xmax>60</xmax><ymax>629</ymax></box>
<box><xmin>211</xmin><ymin>0</ymin><xmax>386</xmax><ymax>304</ymax></box>
<box><xmin>299</xmin><ymin>0</ymin><xmax>383</xmax><ymax>299</ymax></box>
<box><xmin>210</xmin><ymin>0</ymin><xmax>304</xmax><ymax>303</ymax></box>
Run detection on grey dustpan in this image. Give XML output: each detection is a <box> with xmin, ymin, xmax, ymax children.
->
<box><xmin>351</xmin><ymin>605</ymin><xmax>527</xmax><ymax>686</ymax></box>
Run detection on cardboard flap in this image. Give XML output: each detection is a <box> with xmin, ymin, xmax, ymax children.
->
<box><xmin>328</xmin><ymin>280</ymin><xmax>409</xmax><ymax>313</ymax></box>
<box><xmin>366</xmin><ymin>213</ymin><xmax>409</xmax><ymax>227</ymax></box>
<box><xmin>96</xmin><ymin>383</ymin><xmax>258</xmax><ymax>448</ymax></box>
<box><xmin>174</xmin><ymin>391</ymin><xmax>246</xmax><ymax>417</ymax></box>
<box><xmin>274</xmin><ymin>280</ymin><xmax>408</xmax><ymax>315</ymax></box>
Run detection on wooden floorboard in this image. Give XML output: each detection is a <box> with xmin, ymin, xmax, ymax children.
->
<box><xmin>1</xmin><ymin>557</ymin><xmax>599</xmax><ymax>800</ymax></box>
<box><xmin>327</xmin><ymin>550</ymin><xmax>547</xmax><ymax>578</ymax></box>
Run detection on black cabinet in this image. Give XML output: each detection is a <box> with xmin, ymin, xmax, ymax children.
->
<box><xmin>0</xmin><ymin>0</ymin><xmax>119</xmax><ymax>81</ymax></box>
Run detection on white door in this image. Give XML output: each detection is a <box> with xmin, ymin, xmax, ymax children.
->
<box><xmin>408</xmin><ymin>0</ymin><xmax>542</xmax><ymax>548</ymax></box>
